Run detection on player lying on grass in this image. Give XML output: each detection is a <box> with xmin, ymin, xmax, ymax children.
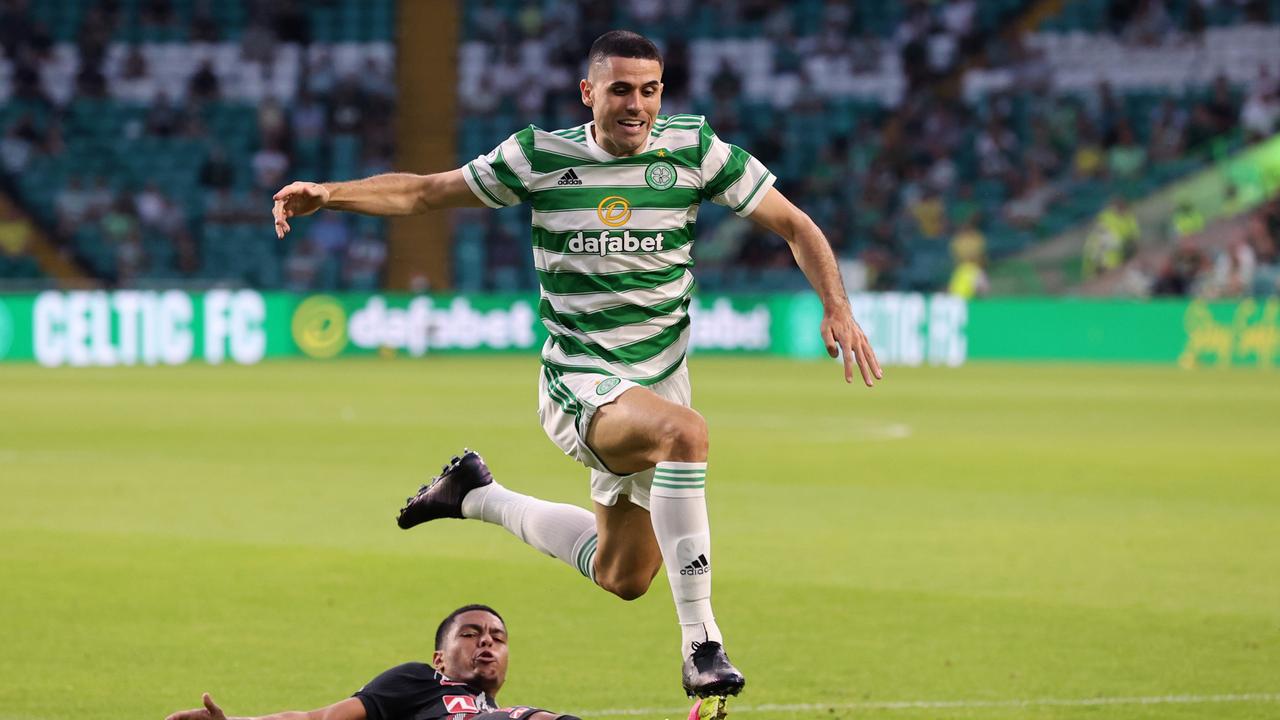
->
<box><xmin>166</xmin><ymin>605</ymin><xmax>578</xmax><ymax>720</ymax></box>
<box><xmin>273</xmin><ymin>29</ymin><xmax>881</xmax><ymax>699</ymax></box>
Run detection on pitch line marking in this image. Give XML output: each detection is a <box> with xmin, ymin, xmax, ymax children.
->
<box><xmin>577</xmin><ymin>692</ymin><xmax>1280</xmax><ymax>716</ymax></box>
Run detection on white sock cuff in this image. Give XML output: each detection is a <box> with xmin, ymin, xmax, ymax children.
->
<box><xmin>652</xmin><ymin>461</ymin><xmax>707</xmax><ymax>498</ymax></box>
<box><xmin>571</xmin><ymin>528</ymin><xmax>598</xmax><ymax>582</ymax></box>
<box><xmin>655</xmin><ymin>461</ymin><xmax>708</xmax><ymax>471</ymax></box>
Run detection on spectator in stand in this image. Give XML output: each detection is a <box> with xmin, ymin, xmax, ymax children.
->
<box><xmin>1107</xmin><ymin>120</ymin><xmax>1147</xmax><ymax>180</ymax></box>
<box><xmin>84</xmin><ymin>176</ymin><xmax>116</xmax><ymax>222</ymax></box>
<box><xmin>1207</xmin><ymin>75</ymin><xmax>1239</xmax><ymax>134</ymax></box>
<box><xmin>55</xmin><ymin>176</ymin><xmax>92</xmax><ymax>234</ymax></box>
<box><xmin>292</xmin><ymin>89</ymin><xmax>329</xmax><ymax>143</ymax></box>
<box><xmin>1084</xmin><ymin>197</ymin><xmax>1140</xmax><ymax>278</ymax></box>
<box><xmin>134</xmin><ymin>182</ymin><xmax>168</xmax><ymax>231</ymax></box>
<box><xmin>1005</xmin><ymin>167</ymin><xmax>1057</xmax><ymax>230</ymax></box>
<box><xmin>1240</xmin><ymin>81</ymin><xmax>1280</xmax><ymax>142</ymax></box>
<box><xmin>257</xmin><ymin>97</ymin><xmax>289</xmax><ymax>147</ymax></box>
<box><xmin>976</xmin><ymin>115</ymin><xmax>1019</xmax><ymax>184</ymax></box>
<box><xmin>1123</xmin><ymin>0</ymin><xmax>1174</xmax><ymax>46</ymax></box>
<box><xmin>308</xmin><ymin>212</ymin><xmax>351</xmax><ymax>258</ymax></box>
<box><xmin>1073</xmin><ymin>114</ymin><xmax>1107</xmax><ymax>179</ymax></box>
<box><xmin>199</xmin><ymin>146</ymin><xmax>235</xmax><ymax>190</ymax></box>
<box><xmin>115</xmin><ymin>224</ymin><xmax>146</xmax><ymax>284</ymax></box>
<box><xmin>1169</xmin><ymin>200</ymin><xmax>1205</xmax><ymax>239</ymax></box>
<box><xmin>1204</xmin><ymin>235</ymin><xmax>1257</xmax><ymax>298</ymax></box>
<box><xmin>948</xmin><ymin>255</ymin><xmax>988</xmax><ymax>299</ymax></box>
<box><xmin>1152</xmin><ymin>237</ymin><xmax>1209</xmax><ymax>296</ymax></box>
<box><xmin>141</xmin><ymin>0</ymin><xmax>177</xmax><ymax>32</ymax></box>
<box><xmin>1148</xmin><ymin>98</ymin><xmax>1187</xmax><ymax>163</ymax></box>
<box><xmin>344</xmin><ymin>232</ymin><xmax>387</xmax><ymax>290</ymax></box>
<box><xmin>113</xmin><ymin>46</ymin><xmax>155</xmax><ymax>102</ymax></box>
<box><xmin>0</xmin><ymin>116</ymin><xmax>40</xmax><ymax>174</ymax></box>
<box><xmin>189</xmin><ymin>60</ymin><xmax>220</xmax><ymax>102</ymax></box>
<box><xmin>285</xmin><ymin>237</ymin><xmax>325</xmax><ymax>291</ymax></box>
<box><xmin>240</xmin><ymin>15</ymin><xmax>277</xmax><ymax>66</ymax></box>
<box><xmin>146</xmin><ymin>92</ymin><xmax>186</xmax><ymax>137</ymax></box>
<box><xmin>251</xmin><ymin>139</ymin><xmax>290</xmax><ymax>192</ymax></box>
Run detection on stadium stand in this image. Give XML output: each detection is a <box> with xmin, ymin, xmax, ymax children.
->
<box><xmin>454</xmin><ymin>0</ymin><xmax>1279</xmax><ymax>297</ymax></box>
<box><xmin>0</xmin><ymin>0</ymin><xmax>1277</xmax><ymax>299</ymax></box>
<box><xmin>0</xmin><ymin>0</ymin><xmax>394</xmax><ymax>288</ymax></box>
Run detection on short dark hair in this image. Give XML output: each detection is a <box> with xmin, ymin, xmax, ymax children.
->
<box><xmin>588</xmin><ymin>30</ymin><xmax>663</xmax><ymax>70</ymax></box>
<box><xmin>434</xmin><ymin>604</ymin><xmax>504</xmax><ymax>651</ymax></box>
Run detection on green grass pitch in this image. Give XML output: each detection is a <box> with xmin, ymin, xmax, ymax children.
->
<box><xmin>1</xmin><ymin>357</ymin><xmax>1277</xmax><ymax>720</ymax></box>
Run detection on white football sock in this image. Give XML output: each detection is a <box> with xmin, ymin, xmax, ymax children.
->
<box><xmin>650</xmin><ymin>461</ymin><xmax>724</xmax><ymax>658</ymax></box>
<box><xmin>462</xmin><ymin>483</ymin><xmax>598</xmax><ymax>581</ymax></box>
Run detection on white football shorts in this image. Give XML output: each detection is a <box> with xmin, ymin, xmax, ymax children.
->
<box><xmin>536</xmin><ymin>363</ymin><xmax>691</xmax><ymax>511</ymax></box>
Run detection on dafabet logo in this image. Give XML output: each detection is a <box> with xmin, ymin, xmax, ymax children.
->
<box><xmin>595</xmin><ymin>195</ymin><xmax>631</xmax><ymax>227</ymax></box>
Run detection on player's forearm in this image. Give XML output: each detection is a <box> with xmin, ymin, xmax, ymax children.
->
<box><xmin>321</xmin><ymin>173</ymin><xmax>433</xmax><ymax>216</ymax></box>
<box><xmin>786</xmin><ymin>217</ymin><xmax>851</xmax><ymax>314</ymax></box>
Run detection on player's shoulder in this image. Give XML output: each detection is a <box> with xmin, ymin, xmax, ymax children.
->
<box><xmin>655</xmin><ymin>113</ymin><xmax>708</xmax><ymax>128</ymax></box>
<box><xmin>654</xmin><ymin>115</ymin><xmax>718</xmax><ymax>157</ymax></box>
<box><xmin>378</xmin><ymin>662</ymin><xmax>446</xmax><ymax>682</ymax></box>
<box><xmin>654</xmin><ymin>114</ymin><xmax>710</xmax><ymax>137</ymax></box>
<box><xmin>533</xmin><ymin>122</ymin><xmax>591</xmax><ymax>147</ymax></box>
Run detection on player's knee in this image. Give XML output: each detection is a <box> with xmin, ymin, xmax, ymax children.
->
<box><xmin>597</xmin><ymin>568</ymin><xmax>655</xmax><ymax>601</ymax></box>
<box><xmin>659</xmin><ymin>408</ymin><xmax>708</xmax><ymax>461</ymax></box>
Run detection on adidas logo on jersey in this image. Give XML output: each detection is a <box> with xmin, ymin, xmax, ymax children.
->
<box><xmin>557</xmin><ymin>169</ymin><xmax>583</xmax><ymax>186</ymax></box>
<box><xmin>568</xmin><ymin>230</ymin><xmax>665</xmax><ymax>255</ymax></box>
<box><xmin>680</xmin><ymin>554</ymin><xmax>710</xmax><ymax>575</ymax></box>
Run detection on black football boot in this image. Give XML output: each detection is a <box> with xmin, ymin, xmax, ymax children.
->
<box><xmin>396</xmin><ymin>450</ymin><xmax>494</xmax><ymax>529</ymax></box>
<box><xmin>682</xmin><ymin>641</ymin><xmax>746</xmax><ymax>698</ymax></box>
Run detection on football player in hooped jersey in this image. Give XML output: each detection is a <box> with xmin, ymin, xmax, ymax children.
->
<box><xmin>165</xmin><ymin>605</ymin><xmax>582</xmax><ymax>720</ymax></box>
<box><xmin>272</xmin><ymin>31</ymin><xmax>881</xmax><ymax>698</ymax></box>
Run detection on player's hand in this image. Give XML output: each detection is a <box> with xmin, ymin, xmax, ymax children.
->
<box><xmin>272</xmin><ymin>181</ymin><xmax>331</xmax><ymax>239</ymax></box>
<box><xmin>165</xmin><ymin>692</ymin><xmax>228</xmax><ymax>720</ymax></box>
<box><xmin>822</xmin><ymin>305</ymin><xmax>882</xmax><ymax>386</ymax></box>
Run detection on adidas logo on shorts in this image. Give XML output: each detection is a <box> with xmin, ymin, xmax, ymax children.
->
<box><xmin>680</xmin><ymin>554</ymin><xmax>710</xmax><ymax>575</ymax></box>
<box><xmin>557</xmin><ymin>169</ymin><xmax>583</xmax><ymax>186</ymax></box>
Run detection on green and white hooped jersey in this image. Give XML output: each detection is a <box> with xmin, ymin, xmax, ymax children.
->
<box><xmin>463</xmin><ymin>115</ymin><xmax>775</xmax><ymax>385</ymax></box>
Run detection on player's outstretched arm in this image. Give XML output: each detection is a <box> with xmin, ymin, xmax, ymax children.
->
<box><xmin>165</xmin><ymin>692</ymin><xmax>366</xmax><ymax>720</ymax></box>
<box><xmin>746</xmin><ymin>187</ymin><xmax>883</xmax><ymax>386</ymax></box>
<box><xmin>272</xmin><ymin>168</ymin><xmax>484</xmax><ymax>239</ymax></box>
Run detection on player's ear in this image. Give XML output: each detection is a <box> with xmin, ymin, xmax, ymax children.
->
<box><xmin>432</xmin><ymin>650</ymin><xmax>446</xmax><ymax>671</ymax></box>
<box><xmin>580</xmin><ymin>78</ymin><xmax>592</xmax><ymax>108</ymax></box>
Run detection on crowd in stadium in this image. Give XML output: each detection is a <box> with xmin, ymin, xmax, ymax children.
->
<box><xmin>1</xmin><ymin>0</ymin><xmax>1279</xmax><ymax>300</ymax></box>
<box><xmin>0</xmin><ymin>0</ymin><xmax>394</xmax><ymax>288</ymax></box>
<box><xmin>456</xmin><ymin>0</ymin><xmax>1280</xmax><ymax>296</ymax></box>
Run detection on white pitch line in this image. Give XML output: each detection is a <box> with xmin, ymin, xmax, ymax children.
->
<box><xmin>577</xmin><ymin>692</ymin><xmax>1280</xmax><ymax>716</ymax></box>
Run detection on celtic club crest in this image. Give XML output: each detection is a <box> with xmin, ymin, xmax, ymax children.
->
<box><xmin>645</xmin><ymin>160</ymin><xmax>677</xmax><ymax>191</ymax></box>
